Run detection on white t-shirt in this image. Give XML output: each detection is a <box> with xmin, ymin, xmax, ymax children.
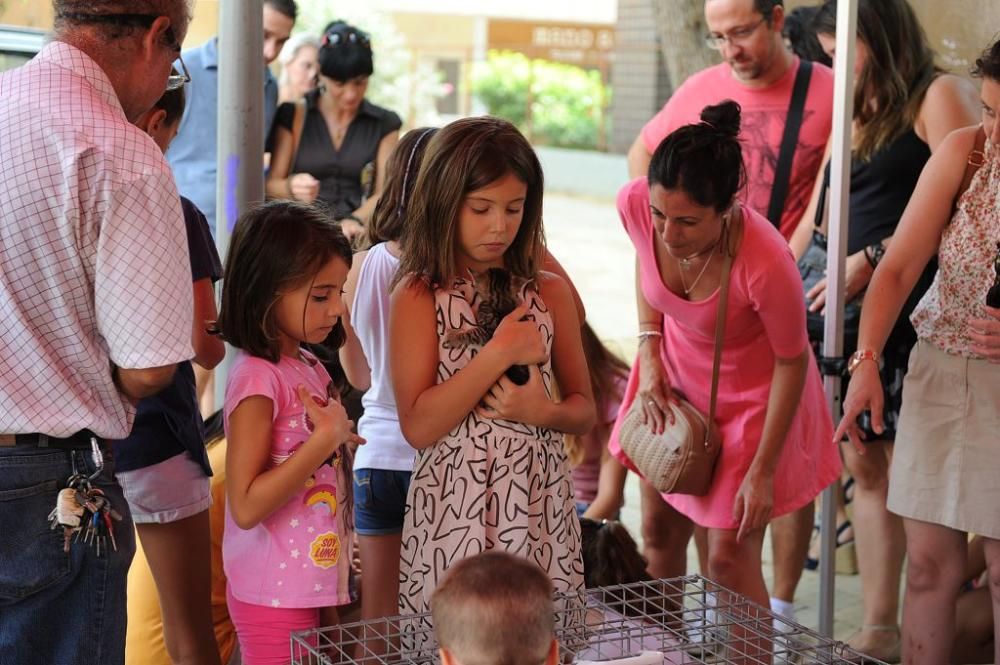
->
<box><xmin>0</xmin><ymin>42</ymin><xmax>194</xmax><ymax>439</ymax></box>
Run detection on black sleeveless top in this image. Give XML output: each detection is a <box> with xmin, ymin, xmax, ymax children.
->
<box><xmin>814</xmin><ymin>127</ymin><xmax>934</xmax><ymax>348</ymax></box>
<box><xmin>816</xmin><ymin>128</ymin><xmax>930</xmax><ymax>254</ymax></box>
<box><xmin>273</xmin><ymin>93</ymin><xmax>402</xmax><ymax>220</ymax></box>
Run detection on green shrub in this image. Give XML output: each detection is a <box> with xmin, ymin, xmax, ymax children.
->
<box><xmin>472</xmin><ymin>50</ymin><xmax>611</xmax><ymax>150</ymax></box>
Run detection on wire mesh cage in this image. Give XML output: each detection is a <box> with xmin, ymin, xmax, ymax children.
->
<box><xmin>291</xmin><ymin>575</ymin><xmax>886</xmax><ymax>665</ymax></box>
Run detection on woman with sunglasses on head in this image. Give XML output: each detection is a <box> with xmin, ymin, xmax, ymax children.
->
<box><xmin>267</xmin><ymin>20</ymin><xmax>401</xmax><ymax>243</ymax></box>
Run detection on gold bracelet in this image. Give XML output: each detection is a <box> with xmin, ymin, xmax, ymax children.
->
<box><xmin>846</xmin><ymin>349</ymin><xmax>879</xmax><ymax>375</ymax></box>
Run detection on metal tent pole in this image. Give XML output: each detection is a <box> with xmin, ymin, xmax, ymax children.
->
<box><xmin>817</xmin><ymin>0</ymin><xmax>858</xmax><ymax>638</ymax></box>
<box><xmin>213</xmin><ymin>0</ymin><xmax>265</xmax><ymax>408</ymax></box>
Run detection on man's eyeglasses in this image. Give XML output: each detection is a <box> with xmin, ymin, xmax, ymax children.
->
<box><xmin>165</xmin><ymin>52</ymin><xmax>191</xmax><ymax>92</ymax></box>
<box><xmin>55</xmin><ymin>12</ymin><xmax>189</xmax><ymax>90</ymax></box>
<box><xmin>704</xmin><ymin>15</ymin><xmax>769</xmax><ymax>50</ymax></box>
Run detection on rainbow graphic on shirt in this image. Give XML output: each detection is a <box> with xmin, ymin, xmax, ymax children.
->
<box><xmin>303</xmin><ymin>483</ymin><xmax>338</xmax><ymax>516</ymax></box>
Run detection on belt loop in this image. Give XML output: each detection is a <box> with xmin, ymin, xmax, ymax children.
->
<box><xmin>38</xmin><ymin>434</ymin><xmax>50</xmax><ymax>448</ymax></box>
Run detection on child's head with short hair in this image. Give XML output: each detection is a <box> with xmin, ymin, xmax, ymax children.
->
<box><xmin>133</xmin><ymin>68</ymin><xmax>186</xmax><ymax>154</ymax></box>
<box><xmin>431</xmin><ymin>552</ymin><xmax>559</xmax><ymax>665</ymax></box>
<box><xmin>217</xmin><ymin>200</ymin><xmax>353</xmax><ymax>363</ymax></box>
<box><xmin>397</xmin><ymin>116</ymin><xmax>546</xmax><ymax>287</ymax></box>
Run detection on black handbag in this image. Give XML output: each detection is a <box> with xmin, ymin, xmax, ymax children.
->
<box><xmin>798</xmin><ymin>231</ymin><xmax>862</xmax><ymax>351</ymax></box>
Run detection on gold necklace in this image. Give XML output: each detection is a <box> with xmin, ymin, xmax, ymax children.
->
<box><xmin>679</xmin><ymin>251</ymin><xmax>715</xmax><ymax>296</ymax></box>
<box><xmin>678</xmin><ymin>240</ymin><xmax>718</xmax><ymax>271</ymax></box>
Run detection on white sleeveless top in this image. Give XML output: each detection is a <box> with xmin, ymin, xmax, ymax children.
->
<box><xmin>351</xmin><ymin>243</ymin><xmax>415</xmax><ymax>471</ymax></box>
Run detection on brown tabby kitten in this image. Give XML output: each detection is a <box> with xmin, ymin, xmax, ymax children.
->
<box><xmin>442</xmin><ymin>267</ymin><xmax>531</xmax><ymax>385</ymax></box>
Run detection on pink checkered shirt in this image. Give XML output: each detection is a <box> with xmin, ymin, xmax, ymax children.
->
<box><xmin>0</xmin><ymin>42</ymin><xmax>194</xmax><ymax>439</ymax></box>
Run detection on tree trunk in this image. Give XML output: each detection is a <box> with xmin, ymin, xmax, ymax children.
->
<box><xmin>652</xmin><ymin>0</ymin><xmax>719</xmax><ymax>92</ymax></box>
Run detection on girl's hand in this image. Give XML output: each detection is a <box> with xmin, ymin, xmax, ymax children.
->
<box><xmin>297</xmin><ymin>385</ymin><xmax>365</xmax><ymax>456</ymax></box>
<box><xmin>289</xmin><ymin>173</ymin><xmax>320</xmax><ymax>203</ymax></box>
<box><xmin>733</xmin><ymin>468</ymin><xmax>774</xmax><ymax>543</ymax></box>
<box><xmin>636</xmin><ymin>340</ymin><xmax>675</xmax><ymax>435</ymax></box>
<box><xmin>969</xmin><ymin>306</ymin><xmax>1000</xmax><ymax>363</ymax></box>
<box><xmin>339</xmin><ymin>219</ymin><xmax>364</xmax><ymax>241</ymax></box>
<box><xmin>832</xmin><ymin>361</ymin><xmax>883</xmax><ymax>454</ymax></box>
<box><xmin>490</xmin><ymin>302</ymin><xmax>548</xmax><ymax>367</ymax></box>
<box><xmin>806</xmin><ymin>250</ymin><xmax>874</xmax><ymax>314</ymax></box>
<box><xmin>478</xmin><ymin>364</ymin><xmax>548</xmax><ymax>424</ymax></box>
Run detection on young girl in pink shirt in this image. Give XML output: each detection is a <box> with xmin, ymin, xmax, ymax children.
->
<box><xmin>216</xmin><ymin>202</ymin><xmax>365</xmax><ymax>665</ymax></box>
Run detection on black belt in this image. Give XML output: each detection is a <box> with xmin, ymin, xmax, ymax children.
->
<box><xmin>0</xmin><ymin>430</ymin><xmax>101</xmax><ymax>449</ymax></box>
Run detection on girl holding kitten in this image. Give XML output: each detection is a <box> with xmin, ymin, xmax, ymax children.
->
<box><xmin>389</xmin><ymin>117</ymin><xmax>594</xmax><ymax>643</ymax></box>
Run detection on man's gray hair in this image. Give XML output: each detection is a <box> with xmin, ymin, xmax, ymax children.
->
<box><xmin>53</xmin><ymin>1</ymin><xmax>193</xmax><ymax>40</ymax></box>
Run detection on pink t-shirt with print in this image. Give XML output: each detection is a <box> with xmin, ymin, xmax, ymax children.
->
<box><xmin>641</xmin><ymin>58</ymin><xmax>833</xmax><ymax>240</ymax></box>
<box><xmin>223</xmin><ymin>349</ymin><xmax>352</xmax><ymax>609</ymax></box>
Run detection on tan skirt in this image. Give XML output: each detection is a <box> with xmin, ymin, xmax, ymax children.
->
<box><xmin>888</xmin><ymin>341</ymin><xmax>1000</xmax><ymax>538</ymax></box>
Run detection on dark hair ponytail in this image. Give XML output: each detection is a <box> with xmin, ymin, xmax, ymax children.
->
<box><xmin>647</xmin><ymin>100</ymin><xmax>745</xmax><ymax>212</ymax></box>
<box><xmin>365</xmin><ymin>127</ymin><xmax>438</xmax><ymax>247</ymax></box>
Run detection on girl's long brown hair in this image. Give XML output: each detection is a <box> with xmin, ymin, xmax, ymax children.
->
<box><xmin>363</xmin><ymin>126</ymin><xmax>438</xmax><ymax>248</ymax></box>
<box><xmin>394</xmin><ymin>116</ymin><xmax>546</xmax><ymax>288</ymax></box>
<box><xmin>814</xmin><ymin>0</ymin><xmax>941</xmax><ymax>161</ymax></box>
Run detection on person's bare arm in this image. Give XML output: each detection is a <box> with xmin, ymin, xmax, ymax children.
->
<box><xmin>391</xmin><ymin>280</ymin><xmax>548</xmax><ymax>449</ymax></box>
<box><xmin>542</xmin><ymin>249</ymin><xmax>585</xmax><ymax>324</ymax></box>
<box><xmin>265</xmin><ymin>123</ymin><xmax>319</xmax><ymax>202</ymax></box>
<box><xmin>914</xmin><ymin>74</ymin><xmax>981</xmax><ymax>151</ymax></box>
<box><xmin>627</xmin><ymin>133</ymin><xmax>652</xmax><ymax>180</ymax></box>
<box><xmin>114</xmin><ymin>365</ymin><xmax>176</xmax><ymax>400</ymax></box>
<box><xmin>340</xmin><ymin>131</ymin><xmax>401</xmax><ymax>242</ymax></box>
<box><xmin>192</xmin><ymin>277</ymin><xmax>224</xmax><ymax>370</ymax></box>
<box><xmin>834</xmin><ymin>126</ymin><xmax>973</xmax><ymax>448</ymax></box>
<box><xmin>480</xmin><ymin>273</ymin><xmax>596</xmax><ymax>435</ymax></box>
<box><xmin>789</xmin><ymin>139</ymin><xmax>831</xmax><ymax>260</ymax></box>
<box><xmin>339</xmin><ymin>250</ymin><xmax>372</xmax><ymax>391</ymax></box>
<box><xmin>582</xmin><ymin>445</ymin><xmax>628</xmax><ymax>520</ymax></box>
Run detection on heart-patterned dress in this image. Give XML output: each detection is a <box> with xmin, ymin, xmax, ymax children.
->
<box><xmin>397</xmin><ymin>276</ymin><xmax>584</xmax><ymax>655</ymax></box>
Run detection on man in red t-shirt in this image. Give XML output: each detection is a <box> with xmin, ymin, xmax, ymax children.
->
<box><xmin>626</xmin><ymin>0</ymin><xmax>833</xmax><ymax>629</ymax></box>
<box><xmin>628</xmin><ymin>0</ymin><xmax>832</xmax><ymax>242</ymax></box>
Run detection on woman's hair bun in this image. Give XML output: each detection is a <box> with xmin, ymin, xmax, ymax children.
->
<box><xmin>700</xmin><ymin>100</ymin><xmax>742</xmax><ymax>138</ymax></box>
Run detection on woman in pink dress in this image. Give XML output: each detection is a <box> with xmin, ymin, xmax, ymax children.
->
<box><xmin>609</xmin><ymin>100</ymin><xmax>840</xmax><ymax>610</ymax></box>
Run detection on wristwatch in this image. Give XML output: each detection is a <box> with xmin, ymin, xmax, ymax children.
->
<box><xmin>847</xmin><ymin>349</ymin><xmax>879</xmax><ymax>375</ymax></box>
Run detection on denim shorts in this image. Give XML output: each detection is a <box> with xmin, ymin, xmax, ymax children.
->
<box><xmin>0</xmin><ymin>446</ymin><xmax>135</xmax><ymax>664</ymax></box>
<box><xmin>352</xmin><ymin>468</ymin><xmax>411</xmax><ymax>536</ymax></box>
<box><xmin>116</xmin><ymin>451</ymin><xmax>211</xmax><ymax>524</ymax></box>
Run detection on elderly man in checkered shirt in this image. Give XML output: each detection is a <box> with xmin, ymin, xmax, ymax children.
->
<box><xmin>0</xmin><ymin>2</ymin><xmax>197</xmax><ymax>662</ymax></box>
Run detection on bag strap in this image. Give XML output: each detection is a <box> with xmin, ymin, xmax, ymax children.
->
<box><xmin>290</xmin><ymin>98</ymin><xmax>307</xmax><ymax>170</ymax></box>
<box><xmin>705</xmin><ymin>220</ymin><xmax>735</xmax><ymax>446</ymax></box>
<box><xmin>954</xmin><ymin>125</ymin><xmax>987</xmax><ymax>209</ymax></box>
<box><xmin>767</xmin><ymin>59</ymin><xmax>813</xmax><ymax>229</ymax></box>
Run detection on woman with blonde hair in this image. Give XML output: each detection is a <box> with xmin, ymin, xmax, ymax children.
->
<box><xmin>277</xmin><ymin>33</ymin><xmax>319</xmax><ymax>104</ymax></box>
